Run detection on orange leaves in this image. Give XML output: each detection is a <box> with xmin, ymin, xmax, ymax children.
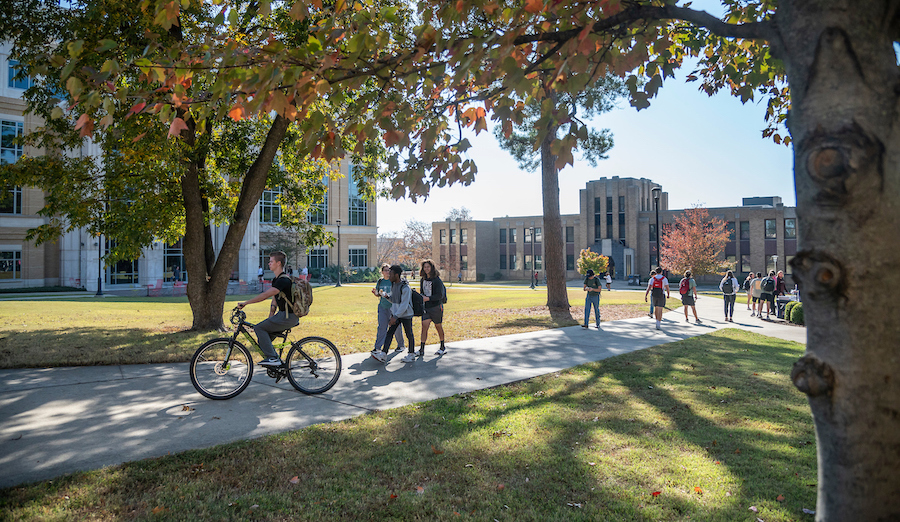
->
<box><xmin>431</xmin><ymin>445</ymin><xmax>444</xmax><ymax>454</ymax></box>
<box><xmin>776</xmin><ymin>494</ymin><xmax>785</xmax><ymax>502</ymax></box>
<box><xmin>523</xmin><ymin>0</ymin><xmax>544</xmax><ymax>14</ymax></box>
<box><xmin>289</xmin><ymin>476</ymin><xmax>300</xmax><ymax>484</ymax></box>
<box><xmin>694</xmin><ymin>486</ymin><xmax>703</xmax><ymax>494</ymax></box>
<box><xmin>74</xmin><ymin>114</ymin><xmax>93</xmax><ymax>138</ymax></box>
<box><xmin>228</xmin><ymin>105</ymin><xmax>246</xmax><ymax>122</ymax></box>
<box><xmin>651</xmin><ymin>491</ymin><xmax>661</xmax><ymax>496</ymax></box>
<box><xmin>168</xmin><ymin>117</ymin><xmax>188</xmax><ymax>138</ymax></box>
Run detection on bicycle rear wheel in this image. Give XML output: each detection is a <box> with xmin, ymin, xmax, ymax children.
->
<box><xmin>286</xmin><ymin>337</ymin><xmax>341</xmax><ymax>394</ymax></box>
<box><xmin>190</xmin><ymin>338</ymin><xmax>254</xmax><ymax>400</ymax></box>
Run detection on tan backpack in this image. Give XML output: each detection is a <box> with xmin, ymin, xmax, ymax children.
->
<box><xmin>275</xmin><ymin>274</ymin><xmax>313</xmax><ymax>318</ymax></box>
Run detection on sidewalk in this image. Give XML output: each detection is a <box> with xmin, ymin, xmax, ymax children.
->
<box><xmin>0</xmin><ymin>295</ymin><xmax>804</xmax><ymax>488</ymax></box>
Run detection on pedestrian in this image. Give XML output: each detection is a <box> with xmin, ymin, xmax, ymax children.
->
<box><xmin>534</xmin><ymin>271</ymin><xmax>539</xmax><ymax>287</ymax></box>
<box><xmin>644</xmin><ymin>266</ymin><xmax>670</xmax><ymax>330</ymax></box>
<box><xmin>458</xmin><ymin>271</ymin><xmax>462</xmax><ymax>284</ymax></box>
<box><xmin>605</xmin><ymin>272</ymin><xmax>612</xmax><ymax>290</ymax></box>
<box><xmin>759</xmin><ymin>270</ymin><xmax>777</xmax><ymax>319</ymax></box>
<box><xmin>775</xmin><ymin>270</ymin><xmax>787</xmax><ymax>296</ymax></box>
<box><xmin>371</xmin><ymin>264</ymin><xmax>406</xmax><ymax>355</ymax></box>
<box><xmin>679</xmin><ymin>270</ymin><xmax>701</xmax><ymax>324</ymax></box>
<box><xmin>286</xmin><ymin>265</ymin><xmax>293</xmax><ymax>277</ymax></box>
<box><xmin>257</xmin><ymin>265</ymin><xmax>264</xmax><ymax>284</ymax></box>
<box><xmin>719</xmin><ymin>270</ymin><xmax>740</xmax><ymax>322</ymax></box>
<box><xmin>647</xmin><ymin>269</ymin><xmax>657</xmax><ymax>317</ymax></box>
<box><xmin>371</xmin><ymin>265</ymin><xmax>415</xmax><ymax>363</ymax></box>
<box><xmin>419</xmin><ymin>259</ymin><xmax>448</xmax><ymax>356</ymax></box>
<box><xmin>750</xmin><ymin>272</ymin><xmax>763</xmax><ymax>317</ymax></box>
<box><xmin>582</xmin><ymin>269</ymin><xmax>602</xmax><ymax>328</ymax></box>
<box><xmin>237</xmin><ymin>251</ymin><xmax>298</xmax><ymax>367</ymax></box>
<box><xmin>744</xmin><ymin>272</ymin><xmax>754</xmax><ymax>310</ymax></box>
<box><xmin>301</xmin><ymin>265</ymin><xmax>308</xmax><ymax>281</ymax></box>
<box><xmin>173</xmin><ymin>265</ymin><xmax>181</xmax><ymax>282</ymax></box>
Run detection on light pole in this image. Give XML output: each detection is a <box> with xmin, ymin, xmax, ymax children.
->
<box><xmin>772</xmin><ymin>254</ymin><xmax>778</xmax><ymax>274</ymax></box>
<box><xmin>95</xmin><ymin>234</ymin><xmax>103</xmax><ymax>297</ymax></box>
<box><xmin>651</xmin><ymin>187</ymin><xmax>661</xmax><ymax>269</ymax></box>
<box><xmin>335</xmin><ymin>219</ymin><xmax>342</xmax><ymax>287</ymax></box>
<box><xmin>529</xmin><ymin>226</ymin><xmax>535</xmax><ymax>289</ymax></box>
<box><xmin>457</xmin><ymin>217</ymin><xmax>463</xmax><ymax>282</ymax></box>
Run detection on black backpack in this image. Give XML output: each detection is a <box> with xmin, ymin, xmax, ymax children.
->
<box><xmin>722</xmin><ymin>279</ymin><xmax>734</xmax><ymax>294</ymax></box>
<box><xmin>410</xmin><ymin>289</ymin><xmax>425</xmax><ymax>317</ymax></box>
<box><xmin>762</xmin><ymin>277</ymin><xmax>775</xmax><ymax>293</ymax></box>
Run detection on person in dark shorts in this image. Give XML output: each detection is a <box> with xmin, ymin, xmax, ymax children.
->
<box><xmin>645</xmin><ymin>266</ymin><xmax>670</xmax><ymax>331</ymax></box>
<box><xmin>760</xmin><ymin>270</ymin><xmax>777</xmax><ymax>319</ymax></box>
<box><xmin>372</xmin><ymin>265</ymin><xmax>416</xmax><ymax>363</ymax></box>
<box><xmin>679</xmin><ymin>270</ymin><xmax>701</xmax><ymax>323</ymax></box>
<box><xmin>419</xmin><ymin>259</ymin><xmax>447</xmax><ymax>356</ymax></box>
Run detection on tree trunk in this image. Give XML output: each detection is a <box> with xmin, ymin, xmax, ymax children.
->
<box><xmin>540</xmin><ymin>92</ymin><xmax>570</xmax><ymax>312</ymax></box>
<box><xmin>183</xmin><ymin>115</ymin><xmax>290</xmax><ymax>331</ymax></box>
<box><xmin>778</xmin><ymin>1</ymin><xmax>900</xmax><ymax>519</ymax></box>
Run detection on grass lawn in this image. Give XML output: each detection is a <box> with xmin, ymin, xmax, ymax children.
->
<box><xmin>0</xmin><ymin>286</ymin><xmax>663</xmax><ymax>369</ymax></box>
<box><xmin>0</xmin><ymin>329</ymin><xmax>816</xmax><ymax>521</ymax></box>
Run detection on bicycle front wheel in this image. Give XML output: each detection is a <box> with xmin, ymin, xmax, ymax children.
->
<box><xmin>190</xmin><ymin>338</ymin><xmax>254</xmax><ymax>400</ymax></box>
<box><xmin>286</xmin><ymin>337</ymin><xmax>342</xmax><ymax>394</ymax></box>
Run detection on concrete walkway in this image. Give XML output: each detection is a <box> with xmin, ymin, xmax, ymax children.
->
<box><xmin>0</xmin><ymin>293</ymin><xmax>805</xmax><ymax>488</ymax></box>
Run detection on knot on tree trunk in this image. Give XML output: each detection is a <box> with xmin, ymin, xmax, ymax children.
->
<box><xmin>790</xmin><ymin>250</ymin><xmax>846</xmax><ymax>301</ymax></box>
<box><xmin>802</xmin><ymin>125</ymin><xmax>883</xmax><ymax>208</ymax></box>
<box><xmin>791</xmin><ymin>353</ymin><xmax>835</xmax><ymax>397</ymax></box>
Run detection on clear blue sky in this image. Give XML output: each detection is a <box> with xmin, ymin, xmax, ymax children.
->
<box><xmin>375</xmin><ymin>3</ymin><xmax>796</xmax><ymax>235</ymax></box>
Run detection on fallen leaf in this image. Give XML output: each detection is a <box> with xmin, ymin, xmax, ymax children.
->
<box><xmin>714</xmin><ymin>461</ymin><xmax>721</xmax><ymax>464</ymax></box>
<box><xmin>749</xmin><ymin>505</ymin><xmax>758</xmax><ymax>512</ymax></box>
<box><xmin>289</xmin><ymin>476</ymin><xmax>299</xmax><ymax>484</ymax></box>
<box><xmin>651</xmin><ymin>491</ymin><xmax>661</xmax><ymax>497</ymax></box>
<box><xmin>497</xmin><ymin>483</ymin><xmax>505</xmax><ymax>490</ymax></box>
<box><xmin>776</xmin><ymin>494</ymin><xmax>785</xmax><ymax>502</ymax></box>
<box><xmin>726</xmin><ymin>491</ymin><xmax>732</xmax><ymax>496</ymax></box>
<box><xmin>250</xmin><ymin>504</ymin><xmax>259</xmax><ymax>510</ymax></box>
<box><xmin>431</xmin><ymin>445</ymin><xmax>444</xmax><ymax>454</ymax></box>
<box><xmin>390</xmin><ymin>493</ymin><xmax>398</xmax><ymax>499</ymax></box>
<box><xmin>734</xmin><ymin>449</ymin><xmax>742</xmax><ymax>454</ymax></box>
<box><xmin>588</xmin><ymin>462</ymin><xmax>596</xmax><ymax>466</ymax></box>
<box><xmin>694</xmin><ymin>487</ymin><xmax>703</xmax><ymax>494</ymax></box>
<box><xmin>416</xmin><ymin>486</ymin><xmax>425</xmax><ymax>494</ymax></box>
<box><xmin>465</xmin><ymin>464</ymin><xmax>474</xmax><ymax>468</ymax></box>
<box><xmin>151</xmin><ymin>506</ymin><xmax>166</xmax><ymax>514</ymax></box>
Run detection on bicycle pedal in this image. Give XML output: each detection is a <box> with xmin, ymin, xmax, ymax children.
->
<box><xmin>274</xmin><ymin>374</ymin><xmax>284</xmax><ymax>384</ymax></box>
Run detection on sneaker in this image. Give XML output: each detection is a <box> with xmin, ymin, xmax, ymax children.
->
<box><xmin>435</xmin><ymin>347</ymin><xmax>447</xmax><ymax>355</ymax></box>
<box><xmin>751</xmin><ymin>312</ymin><xmax>756</xmax><ymax>317</ymax></box>
<box><xmin>685</xmin><ymin>318</ymin><xmax>690</xmax><ymax>322</ymax></box>
<box><xmin>695</xmin><ymin>319</ymin><xmax>702</xmax><ymax>324</ymax></box>
<box><xmin>400</xmin><ymin>353</ymin><xmax>416</xmax><ymax>363</ymax></box>
<box><xmin>371</xmin><ymin>351</ymin><xmax>387</xmax><ymax>363</ymax></box>
<box><xmin>260</xmin><ymin>357</ymin><xmax>282</xmax><ymax>367</ymax></box>
<box><xmin>394</xmin><ymin>346</ymin><xmax>404</xmax><ymax>352</ymax></box>
<box><xmin>417</xmin><ymin>349</ymin><xmax>425</xmax><ymax>357</ymax></box>
<box><xmin>595</xmin><ymin>323</ymin><xmax>601</xmax><ymax>329</ymax></box>
<box><xmin>581</xmin><ymin>324</ymin><xmax>588</xmax><ymax>328</ymax></box>
<box><xmin>655</xmin><ymin>324</ymin><xmax>661</xmax><ymax>331</ymax></box>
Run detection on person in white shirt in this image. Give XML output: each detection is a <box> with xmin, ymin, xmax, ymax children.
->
<box><xmin>605</xmin><ymin>273</ymin><xmax>612</xmax><ymax>290</ymax></box>
<box><xmin>719</xmin><ymin>270</ymin><xmax>740</xmax><ymax>322</ymax></box>
<box><xmin>644</xmin><ymin>266</ymin><xmax>671</xmax><ymax>330</ymax></box>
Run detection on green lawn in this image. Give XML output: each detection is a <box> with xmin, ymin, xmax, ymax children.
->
<box><xmin>0</xmin><ymin>286</ymin><xmax>661</xmax><ymax>368</ymax></box>
<box><xmin>0</xmin><ymin>329</ymin><xmax>816</xmax><ymax>521</ymax></box>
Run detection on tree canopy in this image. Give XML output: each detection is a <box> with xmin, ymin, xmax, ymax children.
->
<box><xmin>660</xmin><ymin>207</ymin><xmax>731</xmax><ymax>276</ymax></box>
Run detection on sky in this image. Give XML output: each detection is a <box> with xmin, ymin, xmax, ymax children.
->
<box><xmin>374</xmin><ymin>3</ymin><xmax>796</xmax><ymax>236</ymax></box>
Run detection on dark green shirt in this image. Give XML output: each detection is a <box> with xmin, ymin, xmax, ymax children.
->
<box><xmin>584</xmin><ymin>276</ymin><xmax>601</xmax><ymax>292</ymax></box>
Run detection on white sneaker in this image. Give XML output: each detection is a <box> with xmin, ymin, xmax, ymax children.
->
<box><xmin>394</xmin><ymin>346</ymin><xmax>404</xmax><ymax>352</ymax></box>
<box><xmin>371</xmin><ymin>351</ymin><xmax>387</xmax><ymax>363</ymax></box>
<box><xmin>435</xmin><ymin>347</ymin><xmax>447</xmax><ymax>355</ymax></box>
<box><xmin>400</xmin><ymin>353</ymin><xmax>416</xmax><ymax>363</ymax></box>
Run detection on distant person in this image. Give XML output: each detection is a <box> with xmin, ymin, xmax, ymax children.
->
<box><xmin>286</xmin><ymin>265</ymin><xmax>293</xmax><ymax>277</ymax></box>
<box><xmin>750</xmin><ymin>272</ymin><xmax>763</xmax><ymax>317</ymax></box>
<box><xmin>582</xmin><ymin>269</ymin><xmax>602</xmax><ymax>328</ymax></box>
<box><xmin>679</xmin><ymin>270</ymin><xmax>701</xmax><ymax>324</ymax></box>
<box><xmin>301</xmin><ymin>266</ymin><xmax>308</xmax><ymax>281</ymax></box>
<box><xmin>605</xmin><ymin>272</ymin><xmax>612</xmax><ymax>290</ymax></box>
<box><xmin>760</xmin><ymin>270</ymin><xmax>777</xmax><ymax>319</ymax></box>
<box><xmin>534</xmin><ymin>271</ymin><xmax>539</xmax><ymax>287</ymax></box>
<box><xmin>719</xmin><ymin>270</ymin><xmax>740</xmax><ymax>322</ymax></box>
<box><xmin>420</xmin><ymin>259</ymin><xmax>448</xmax><ymax>357</ymax></box>
<box><xmin>458</xmin><ymin>272</ymin><xmax>462</xmax><ymax>284</ymax></box>
<box><xmin>775</xmin><ymin>270</ymin><xmax>787</xmax><ymax>297</ymax></box>
<box><xmin>645</xmin><ymin>266</ymin><xmax>670</xmax><ymax>331</ymax></box>
<box><xmin>372</xmin><ymin>265</ymin><xmax>415</xmax><ymax>363</ymax></box>
<box><xmin>173</xmin><ymin>265</ymin><xmax>181</xmax><ymax>282</ymax></box>
<box><xmin>647</xmin><ymin>269</ymin><xmax>657</xmax><ymax>317</ymax></box>
<box><xmin>257</xmin><ymin>266</ymin><xmax>264</xmax><ymax>284</ymax></box>
<box><xmin>744</xmin><ymin>272</ymin><xmax>754</xmax><ymax>310</ymax></box>
<box><xmin>371</xmin><ymin>264</ymin><xmax>405</xmax><ymax>356</ymax></box>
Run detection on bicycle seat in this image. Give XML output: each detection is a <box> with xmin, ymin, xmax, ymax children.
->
<box><xmin>274</xmin><ymin>329</ymin><xmax>291</xmax><ymax>340</ymax></box>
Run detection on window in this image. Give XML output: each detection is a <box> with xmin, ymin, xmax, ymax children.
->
<box><xmin>726</xmin><ymin>222</ymin><xmax>735</xmax><ymax>241</ymax></box>
<box><xmin>1</xmin><ymin>185</ymin><xmax>22</xmax><ymax>214</ymax></box>
<box><xmin>460</xmin><ymin>255</ymin><xmax>468</xmax><ymax>270</ymax></box>
<box><xmin>307</xmin><ymin>248</ymin><xmax>328</xmax><ymax>269</ymax></box>
<box><xmin>565</xmin><ymin>226</ymin><xmax>574</xmax><ymax>243</ymax></box>
<box><xmin>740</xmin><ymin>221</ymin><xmax>750</xmax><ymax>240</ymax></box>
<box><xmin>500</xmin><ymin>254</ymin><xmax>507</xmax><ymax>270</ymax></box>
<box><xmin>461</xmin><ymin>228</ymin><xmax>467</xmax><ymax>244</ymax></box>
<box><xmin>7</xmin><ymin>60</ymin><xmax>32</xmax><ymax>90</ymax></box>
<box><xmin>606</xmin><ymin>196</ymin><xmax>613</xmax><ymax>239</ymax></box>
<box><xmin>509</xmin><ymin>253</ymin><xmax>517</xmax><ymax>270</ymax></box>
<box><xmin>594</xmin><ymin>197</ymin><xmax>603</xmax><ymax>240</ymax></box>
<box><xmin>164</xmin><ymin>239</ymin><xmax>186</xmax><ymax>282</ymax></box>
<box><xmin>0</xmin><ymin>250</ymin><xmax>22</xmax><ymax>280</ymax></box>
<box><xmin>308</xmin><ymin>188</ymin><xmax>327</xmax><ymax>225</ymax></box>
<box><xmin>440</xmin><ymin>229</ymin><xmax>447</xmax><ymax>244</ymax></box>
<box><xmin>785</xmin><ymin>218</ymin><xmax>796</xmax><ymax>239</ymax></box>
<box><xmin>499</xmin><ymin>229</ymin><xmax>506</xmax><ymax>243</ymax></box>
<box><xmin>649</xmin><ymin>224</ymin><xmax>657</xmax><ymax>242</ymax></box>
<box><xmin>785</xmin><ymin>255</ymin><xmax>795</xmax><ymax>275</ymax></box>
<box><xmin>509</xmin><ymin>228</ymin><xmax>517</xmax><ymax>244</ymax></box>
<box><xmin>566</xmin><ymin>254</ymin><xmax>574</xmax><ymax>270</ymax></box>
<box><xmin>534</xmin><ymin>227</ymin><xmax>542</xmax><ymax>242</ymax></box>
<box><xmin>618</xmin><ymin>196</ymin><xmax>625</xmax><ymax>212</ymax></box>
<box><xmin>740</xmin><ymin>254</ymin><xmax>751</xmax><ymax>273</ymax></box>
<box><xmin>618</xmin><ymin>213</ymin><xmax>626</xmax><ymax>240</ymax></box>
<box><xmin>259</xmin><ymin>188</ymin><xmax>281</xmax><ymax>223</ymax></box>
<box><xmin>534</xmin><ymin>254</ymin><xmax>542</xmax><ymax>270</ymax></box>
<box><xmin>606</xmin><ymin>196</ymin><xmax>613</xmax><ymax>210</ymax></box>
<box><xmin>106</xmin><ymin>240</ymin><xmax>139</xmax><ymax>285</ymax></box>
<box><xmin>1</xmin><ymin>120</ymin><xmax>24</xmax><ymax>214</ymax></box>
<box><xmin>348</xmin><ymin>165</ymin><xmax>367</xmax><ymax>226</ymax></box>
<box><xmin>726</xmin><ymin>255</ymin><xmax>736</xmax><ymax>272</ymax></box>
<box><xmin>524</xmin><ymin>228</ymin><xmax>532</xmax><ymax>243</ymax></box>
<box><xmin>524</xmin><ymin>255</ymin><xmax>532</xmax><ymax>270</ymax></box>
<box><xmin>449</xmin><ymin>229</ymin><xmax>456</xmax><ymax>244</ymax></box>
<box><xmin>765</xmin><ymin>219</ymin><xmax>776</xmax><ymax>239</ymax></box>
<box><xmin>348</xmin><ymin>248</ymin><xmax>367</xmax><ymax>268</ymax></box>
<box><xmin>650</xmin><ymin>254</ymin><xmax>658</xmax><ymax>268</ymax></box>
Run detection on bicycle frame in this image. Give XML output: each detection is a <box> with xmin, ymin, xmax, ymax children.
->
<box><xmin>225</xmin><ymin>315</ymin><xmax>292</xmax><ymax>363</ymax></box>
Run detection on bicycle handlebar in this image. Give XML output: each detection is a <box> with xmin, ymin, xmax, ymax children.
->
<box><xmin>231</xmin><ymin>307</ymin><xmax>247</xmax><ymax>326</ymax></box>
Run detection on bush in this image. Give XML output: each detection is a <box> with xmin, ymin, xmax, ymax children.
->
<box><xmin>789</xmin><ymin>302</ymin><xmax>804</xmax><ymax>325</ymax></box>
<box><xmin>492</xmin><ymin>272</ymin><xmax>503</xmax><ymax>280</ymax></box>
<box><xmin>476</xmin><ymin>273</ymin><xmax>485</xmax><ymax>282</ymax></box>
<box><xmin>784</xmin><ymin>301</ymin><xmax>798</xmax><ymax>320</ymax></box>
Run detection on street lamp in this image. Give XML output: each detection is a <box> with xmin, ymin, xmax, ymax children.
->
<box><xmin>457</xmin><ymin>217</ymin><xmax>463</xmax><ymax>282</ymax></box>
<box><xmin>771</xmin><ymin>254</ymin><xmax>778</xmax><ymax>273</ymax></box>
<box><xmin>95</xmin><ymin>235</ymin><xmax>103</xmax><ymax>297</ymax></box>
<box><xmin>335</xmin><ymin>219</ymin><xmax>342</xmax><ymax>287</ymax></box>
<box><xmin>651</xmin><ymin>187</ymin><xmax>661</xmax><ymax>268</ymax></box>
<box><xmin>529</xmin><ymin>226</ymin><xmax>535</xmax><ymax>289</ymax></box>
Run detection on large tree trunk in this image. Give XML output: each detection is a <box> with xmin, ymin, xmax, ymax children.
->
<box><xmin>182</xmin><ymin>115</ymin><xmax>290</xmax><ymax>330</ymax></box>
<box><xmin>778</xmin><ymin>1</ymin><xmax>900</xmax><ymax>519</ymax></box>
<box><xmin>539</xmin><ymin>93</ymin><xmax>570</xmax><ymax>312</ymax></box>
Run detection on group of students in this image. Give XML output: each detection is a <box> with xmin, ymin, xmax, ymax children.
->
<box><xmin>741</xmin><ymin>270</ymin><xmax>787</xmax><ymax>320</ymax></box>
<box><xmin>370</xmin><ymin>260</ymin><xmax>447</xmax><ymax>364</ymax></box>
<box><xmin>642</xmin><ymin>267</ymin><xmax>703</xmax><ymax>330</ymax></box>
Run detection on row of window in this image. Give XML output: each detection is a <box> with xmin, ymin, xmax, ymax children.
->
<box><xmin>1</xmin><ymin>119</ymin><xmax>24</xmax><ymax>214</ymax></box>
<box><xmin>594</xmin><ymin>196</ymin><xmax>627</xmax><ymax>241</ymax></box>
<box><xmin>439</xmin><ymin>228</ymin><xmax>468</xmax><ymax>244</ymax></box>
<box><xmin>261</xmin><ymin>247</ymin><xmax>369</xmax><ymax>271</ymax></box>
<box><xmin>727</xmin><ymin>219</ymin><xmax>797</xmax><ymax>241</ymax></box>
<box><xmin>498</xmin><ymin>253</ymin><xmax>581</xmax><ymax>271</ymax></box>
<box><xmin>259</xmin><ymin>164</ymin><xmax>368</xmax><ymax>226</ymax></box>
<box><xmin>498</xmin><ymin>226</ymin><xmax>577</xmax><ymax>244</ymax></box>
<box><xmin>438</xmin><ymin>254</ymin><xmax>468</xmax><ymax>271</ymax></box>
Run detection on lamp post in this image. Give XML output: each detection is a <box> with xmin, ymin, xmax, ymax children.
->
<box><xmin>772</xmin><ymin>254</ymin><xmax>778</xmax><ymax>274</ymax></box>
<box><xmin>335</xmin><ymin>219</ymin><xmax>342</xmax><ymax>287</ymax></box>
<box><xmin>651</xmin><ymin>187</ymin><xmax>661</xmax><ymax>269</ymax></box>
<box><xmin>95</xmin><ymin>234</ymin><xmax>103</xmax><ymax>297</ymax></box>
<box><xmin>457</xmin><ymin>217</ymin><xmax>463</xmax><ymax>282</ymax></box>
<box><xmin>529</xmin><ymin>226</ymin><xmax>535</xmax><ymax>289</ymax></box>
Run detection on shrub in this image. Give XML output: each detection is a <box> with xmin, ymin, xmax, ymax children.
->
<box><xmin>492</xmin><ymin>272</ymin><xmax>503</xmax><ymax>280</ymax></box>
<box><xmin>784</xmin><ymin>301</ymin><xmax>798</xmax><ymax>320</ymax></box>
<box><xmin>789</xmin><ymin>302</ymin><xmax>804</xmax><ymax>325</ymax></box>
<box><xmin>576</xmin><ymin>249</ymin><xmax>609</xmax><ymax>275</ymax></box>
<box><xmin>476</xmin><ymin>273</ymin><xmax>485</xmax><ymax>282</ymax></box>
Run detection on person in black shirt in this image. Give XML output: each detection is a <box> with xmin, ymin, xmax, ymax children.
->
<box><xmin>419</xmin><ymin>259</ymin><xmax>448</xmax><ymax>356</ymax></box>
<box><xmin>237</xmin><ymin>251</ymin><xmax>299</xmax><ymax>367</ymax></box>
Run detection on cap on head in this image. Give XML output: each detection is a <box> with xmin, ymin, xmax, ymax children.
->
<box><xmin>586</xmin><ymin>269</ymin><xmax>595</xmax><ymax>277</ymax></box>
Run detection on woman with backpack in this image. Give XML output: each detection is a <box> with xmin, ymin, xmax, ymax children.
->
<box><xmin>679</xmin><ymin>270</ymin><xmax>701</xmax><ymax>324</ymax></box>
<box><xmin>419</xmin><ymin>259</ymin><xmax>448</xmax><ymax>356</ymax></box>
<box><xmin>719</xmin><ymin>270</ymin><xmax>740</xmax><ymax>322</ymax></box>
<box><xmin>371</xmin><ymin>264</ymin><xmax>406</xmax><ymax>356</ymax></box>
<box><xmin>744</xmin><ymin>272</ymin><xmax>754</xmax><ymax>310</ymax></box>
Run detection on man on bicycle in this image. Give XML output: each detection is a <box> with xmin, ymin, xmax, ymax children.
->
<box><xmin>237</xmin><ymin>251</ymin><xmax>297</xmax><ymax>367</ymax></box>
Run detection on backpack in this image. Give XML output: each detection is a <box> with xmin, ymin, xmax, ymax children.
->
<box><xmin>722</xmin><ymin>278</ymin><xmax>734</xmax><ymax>294</ymax></box>
<box><xmin>650</xmin><ymin>275</ymin><xmax>665</xmax><ymax>296</ymax></box>
<box><xmin>410</xmin><ymin>289</ymin><xmax>425</xmax><ymax>317</ymax></box>
<box><xmin>679</xmin><ymin>277</ymin><xmax>690</xmax><ymax>295</ymax></box>
<box><xmin>275</xmin><ymin>274</ymin><xmax>313</xmax><ymax>318</ymax></box>
<box><xmin>762</xmin><ymin>277</ymin><xmax>775</xmax><ymax>293</ymax></box>
<box><xmin>420</xmin><ymin>278</ymin><xmax>448</xmax><ymax>305</ymax></box>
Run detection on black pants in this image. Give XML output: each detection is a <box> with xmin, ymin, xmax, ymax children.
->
<box><xmin>383</xmin><ymin>317</ymin><xmax>415</xmax><ymax>353</ymax></box>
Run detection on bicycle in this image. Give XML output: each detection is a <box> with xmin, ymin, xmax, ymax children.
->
<box><xmin>189</xmin><ymin>308</ymin><xmax>342</xmax><ymax>400</ymax></box>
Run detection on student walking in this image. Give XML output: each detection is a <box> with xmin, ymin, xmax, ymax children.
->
<box><xmin>679</xmin><ymin>270</ymin><xmax>702</xmax><ymax>324</ymax></box>
<box><xmin>645</xmin><ymin>266</ymin><xmax>671</xmax><ymax>330</ymax></box>
<box><xmin>371</xmin><ymin>264</ymin><xmax>405</xmax><ymax>354</ymax></box>
<box><xmin>749</xmin><ymin>272</ymin><xmax>763</xmax><ymax>316</ymax></box>
<box><xmin>719</xmin><ymin>270</ymin><xmax>740</xmax><ymax>322</ymax></box>
<box><xmin>371</xmin><ymin>265</ymin><xmax>415</xmax><ymax>363</ymax></box>
<box><xmin>647</xmin><ymin>269</ymin><xmax>657</xmax><ymax>317</ymax></box>
<box><xmin>419</xmin><ymin>259</ymin><xmax>448</xmax><ymax>356</ymax></box>
<box><xmin>759</xmin><ymin>270</ymin><xmax>777</xmax><ymax>319</ymax></box>
<box><xmin>744</xmin><ymin>272</ymin><xmax>754</xmax><ymax>310</ymax></box>
<box><xmin>605</xmin><ymin>273</ymin><xmax>612</xmax><ymax>290</ymax></box>
<box><xmin>582</xmin><ymin>269</ymin><xmax>602</xmax><ymax>328</ymax></box>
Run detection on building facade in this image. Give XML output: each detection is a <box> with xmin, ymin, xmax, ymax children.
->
<box><xmin>432</xmin><ymin>176</ymin><xmax>798</xmax><ymax>282</ymax></box>
<box><xmin>0</xmin><ymin>46</ymin><xmax>376</xmax><ymax>291</ymax></box>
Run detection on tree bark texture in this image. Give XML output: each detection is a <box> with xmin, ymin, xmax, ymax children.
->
<box><xmin>540</xmin><ymin>104</ymin><xmax>570</xmax><ymax>311</ymax></box>
<box><xmin>183</xmin><ymin>115</ymin><xmax>290</xmax><ymax>330</ymax></box>
<box><xmin>777</xmin><ymin>1</ymin><xmax>900</xmax><ymax>519</ymax></box>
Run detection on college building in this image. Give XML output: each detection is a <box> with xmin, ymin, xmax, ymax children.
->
<box><xmin>432</xmin><ymin>176</ymin><xmax>798</xmax><ymax>282</ymax></box>
<box><xmin>1</xmin><ymin>45</ymin><xmax>377</xmax><ymax>291</ymax></box>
